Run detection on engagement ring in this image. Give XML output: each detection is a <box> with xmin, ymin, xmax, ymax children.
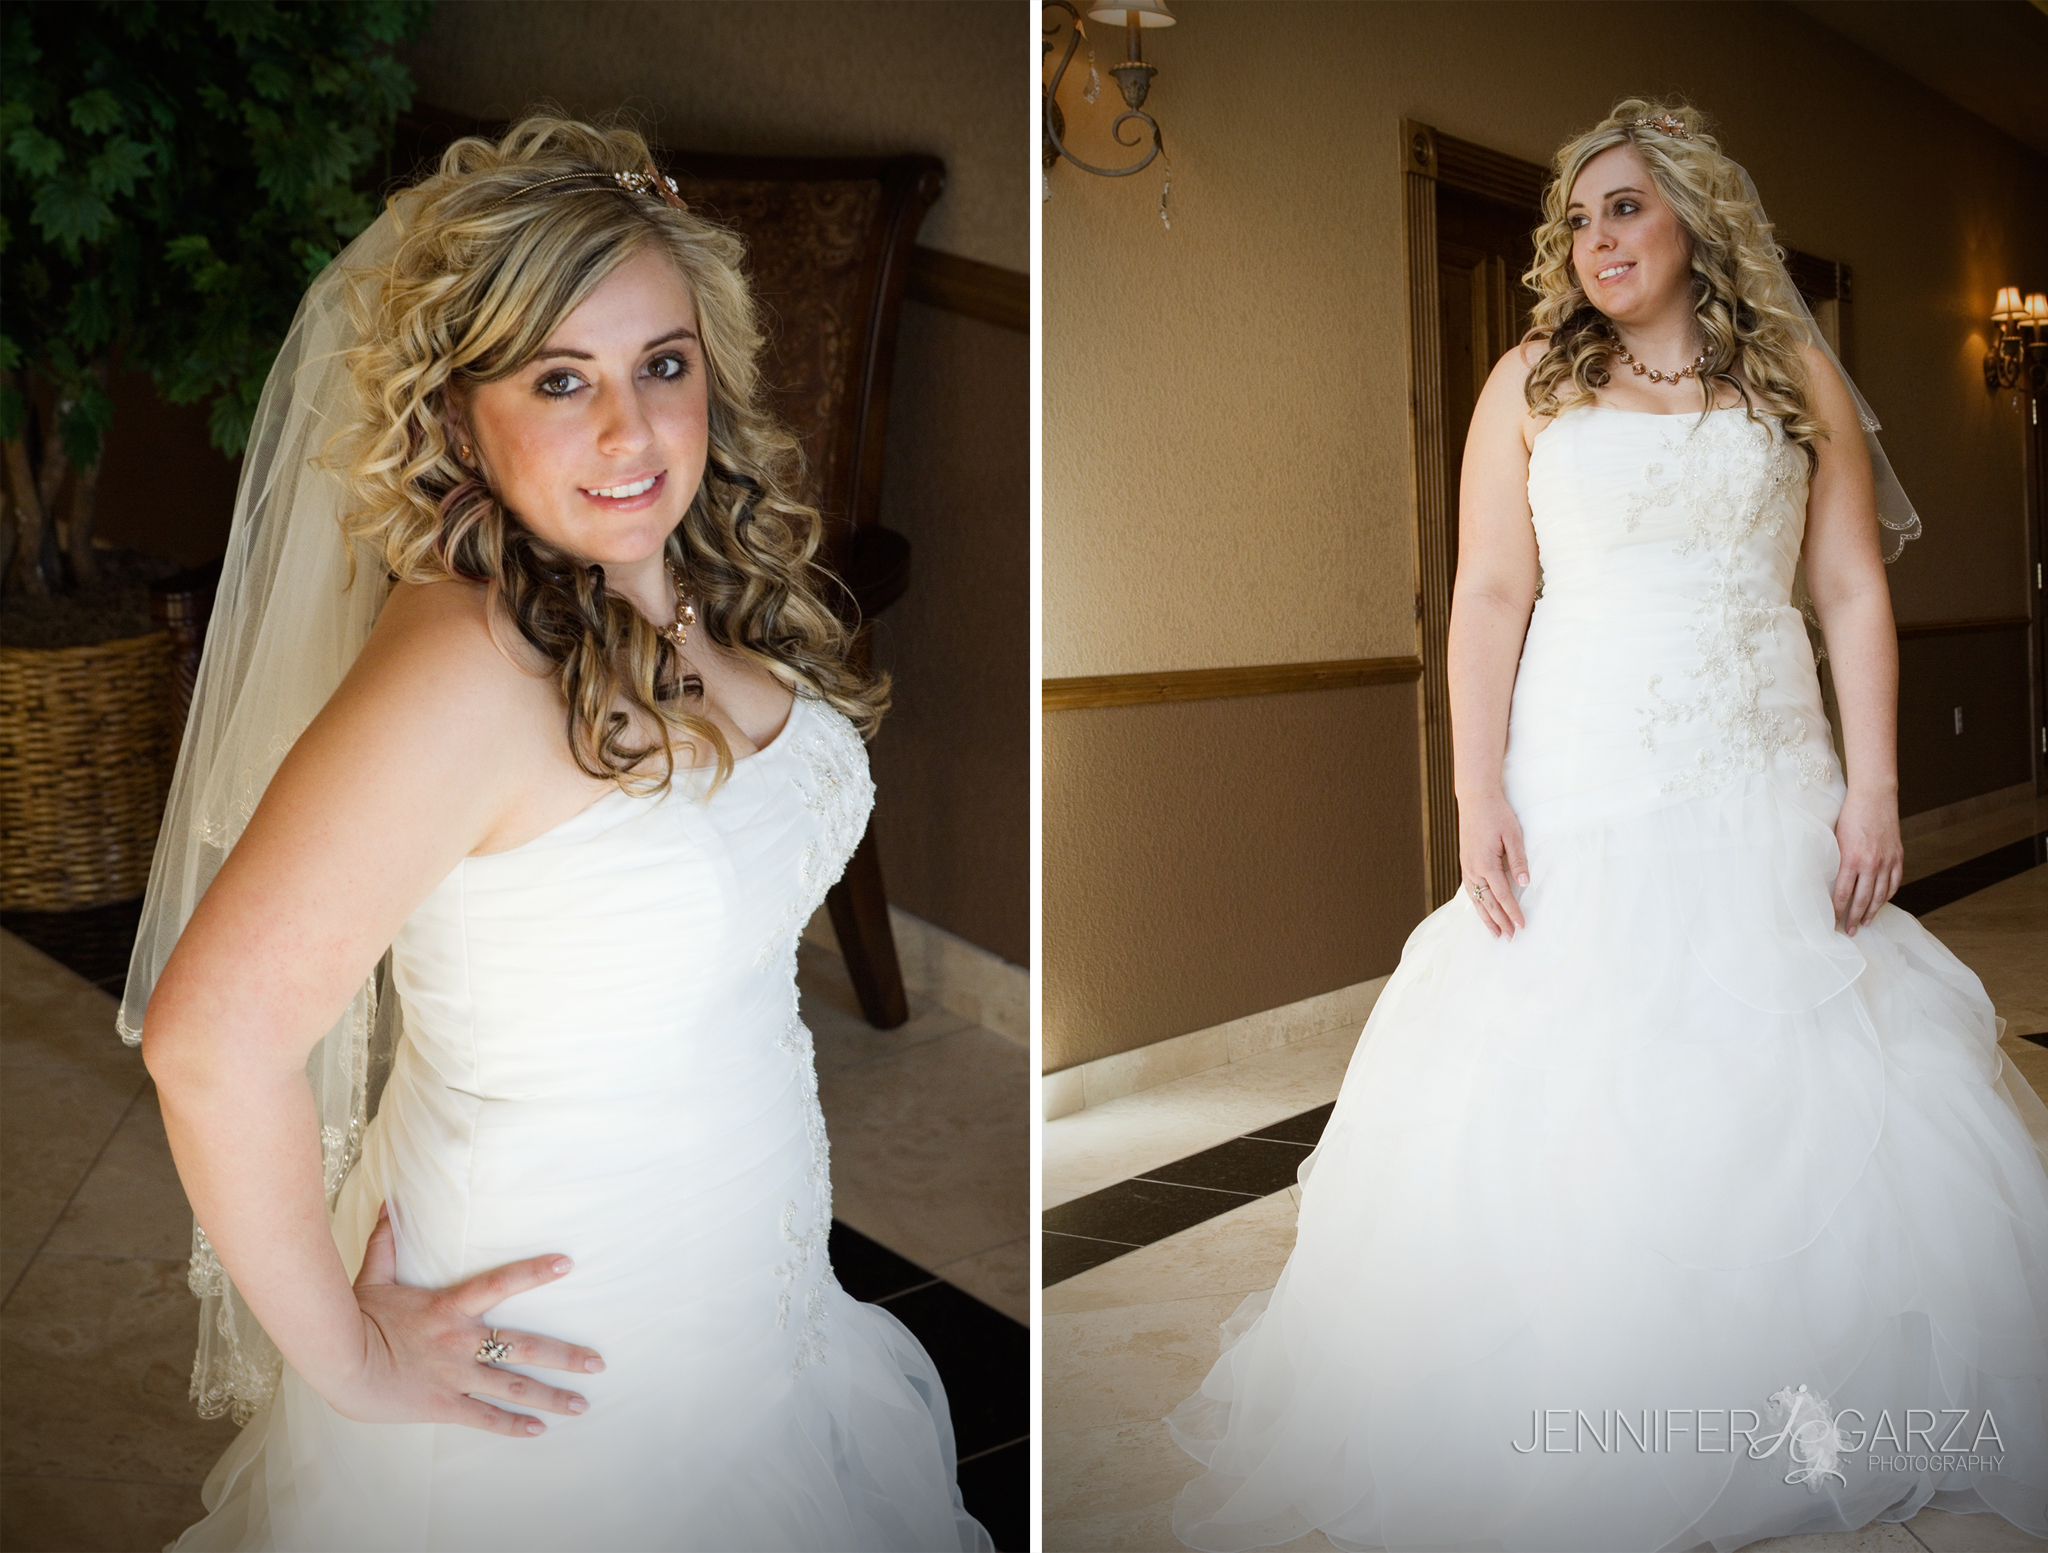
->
<box><xmin>476</xmin><ymin>1330</ymin><xmax>512</xmax><ymax>1365</ymax></box>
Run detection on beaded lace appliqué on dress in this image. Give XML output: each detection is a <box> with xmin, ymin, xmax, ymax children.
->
<box><xmin>767</xmin><ymin>701</ymin><xmax>875</xmax><ymax>1378</ymax></box>
<box><xmin>1633</xmin><ymin>415</ymin><xmax>1835</xmax><ymax>796</ymax></box>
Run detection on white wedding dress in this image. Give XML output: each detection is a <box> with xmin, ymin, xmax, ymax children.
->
<box><xmin>1168</xmin><ymin>404</ymin><xmax>2048</xmax><ymax>1552</ymax></box>
<box><xmin>171</xmin><ymin>694</ymin><xmax>991</xmax><ymax>1552</ymax></box>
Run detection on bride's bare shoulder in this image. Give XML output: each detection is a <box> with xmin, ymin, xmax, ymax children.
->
<box><xmin>1469</xmin><ymin>339</ymin><xmax>1551</xmax><ymax>455</ymax></box>
<box><xmin>321</xmin><ymin>579</ymin><xmax>555</xmax><ymax>768</ymax></box>
<box><xmin>368</xmin><ymin>579</ymin><xmax>550</xmax><ymax>689</ymax></box>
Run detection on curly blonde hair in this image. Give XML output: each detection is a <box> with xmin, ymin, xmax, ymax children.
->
<box><xmin>1522</xmin><ymin>98</ymin><xmax>1824</xmax><ymax>464</ymax></box>
<box><xmin>333</xmin><ymin>114</ymin><xmax>886</xmax><ymax>793</ymax></box>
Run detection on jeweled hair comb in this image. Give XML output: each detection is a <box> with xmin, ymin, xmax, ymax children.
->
<box><xmin>489</xmin><ymin>168</ymin><xmax>687</xmax><ymax>213</ymax></box>
<box><xmin>1632</xmin><ymin>114</ymin><xmax>1691</xmax><ymax>140</ymax></box>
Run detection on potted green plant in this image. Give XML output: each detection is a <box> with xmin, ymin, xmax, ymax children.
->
<box><xmin>0</xmin><ymin>0</ymin><xmax>431</xmax><ymax>910</ymax></box>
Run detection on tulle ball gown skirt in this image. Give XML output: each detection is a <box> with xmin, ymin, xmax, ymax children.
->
<box><xmin>1168</xmin><ymin>410</ymin><xmax>2048</xmax><ymax>1552</ymax></box>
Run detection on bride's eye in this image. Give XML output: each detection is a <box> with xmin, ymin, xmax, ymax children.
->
<box><xmin>536</xmin><ymin>369</ymin><xmax>585</xmax><ymax>399</ymax></box>
<box><xmin>1566</xmin><ymin>214</ymin><xmax>1586</xmax><ymax>230</ymax></box>
<box><xmin>1612</xmin><ymin>199</ymin><xmax>1640</xmax><ymax>217</ymax></box>
<box><xmin>644</xmin><ymin>352</ymin><xmax>691</xmax><ymax>383</ymax></box>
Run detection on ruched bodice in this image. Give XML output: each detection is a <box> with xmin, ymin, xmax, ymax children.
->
<box><xmin>374</xmin><ymin>693</ymin><xmax>866</xmax><ymax>1380</ymax></box>
<box><xmin>172</xmin><ymin>696</ymin><xmax>990</xmax><ymax>1553</ymax></box>
<box><xmin>1169</xmin><ymin>403</ymin><xmax>2048</xmax><ymax>1553</ymax></box>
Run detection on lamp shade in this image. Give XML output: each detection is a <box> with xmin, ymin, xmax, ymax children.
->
<box><xmin>2026</xmin><ymin>293</ymin><xmax>2048</xmax><ymax>324</ymax></box>
<box><xmin>1087</xmin><ymin>0</ymin><xmax>1176</xmax><ymax>25</ymax></box>
<box><xmin>1993</xmin><ymin>285</ymin><xmax>2026</xmax><ymax>321</ymax></box>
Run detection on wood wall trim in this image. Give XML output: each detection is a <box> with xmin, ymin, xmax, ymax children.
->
<box><xmin>1043</xmin><ymin>656</ymin><xmax>1423</xmax><ymax>712</ymax></box>
<box><xmin>1896</xmin><ymin>614</ymin><xmax>2032</xmax><ymax>640</ymax></box>
<box><xmin>907</xmin><ymin>246</ymin><xmax>1027</xmax><ymax>332</ymax></box>
<box><xmin>1400</xmin><ymin>119</ymin><xmax>1467</xmax><ymax>911</ymax></box>
<box><xmin>1433</xmin><ymin>131</ymin><xmax>1548</xmax><ymax>210</ymax></box>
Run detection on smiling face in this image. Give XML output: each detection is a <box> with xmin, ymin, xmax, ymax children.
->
<box><xmin>455</xmin><ymin>241</ymin><xmax>709</xmax><ymax>571</ymax></box>
<box><xmin>1566</xmin><ymin>142</ymin><xmax>1694</xmax><ymax>327</ymax></box>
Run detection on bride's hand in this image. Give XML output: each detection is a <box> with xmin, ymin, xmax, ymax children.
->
<box><xmin>1459</xmin><ymin>791</ymin><xmax>1530</xmax><ymax>939</ymax></box>
<box><xmin>323</xmin><ymin>1205</ymin><xmax>605</xmax><ymax>1437</ymax></box>
<box><xmin>1832</xmin><ymin>785</ymin><xmax>1903</xmax><ymax>937</ymax></box>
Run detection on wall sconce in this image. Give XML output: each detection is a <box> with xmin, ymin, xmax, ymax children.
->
<box><xmin>1984</xmin><ymin>285</ymin><xmax>2048</xmax><ymax>394</ymax></box>
<box><xmin>1043</xmin><ymin>0</ymin><xmax>1176</xmax><ymax>227</ymax></box>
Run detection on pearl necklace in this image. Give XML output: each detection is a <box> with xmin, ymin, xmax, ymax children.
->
<box><xmin>1616</xmin><ymin>344</ymin><xmax>1710</xmax><ymax>385</ymax></box>
<box><xmin>660</xmin><ymin>558</ymin><xmax>697</xmax><ymax>649</ymax></box>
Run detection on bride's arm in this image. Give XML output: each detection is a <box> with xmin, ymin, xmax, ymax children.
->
<box><xmin>1447</xmin><ymin>344</ymin><xmax>1546</xmax><ymax>939</ymax></box>
<box><xmin>1798</xmin><ymin>345</ymin><xmax>1903</xmax><ymax>935</ymax></box>
<box><xmin>141</xmin><ymin>582</ymin><xmax>600</xmax><ymax>1434</ymax></box>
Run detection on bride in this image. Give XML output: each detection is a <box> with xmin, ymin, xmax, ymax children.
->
<box><xmin>1167</xmin><ymin>100</ymin><xmax>2048</xmax><ymax>1553</ymax></box>
<box><xmin>122</xmin><ymin>116</ymin><xmax>990</xmax><ymax>1552</ymax></box>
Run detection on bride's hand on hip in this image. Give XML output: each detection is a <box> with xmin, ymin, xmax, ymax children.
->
<box><xmin>324</xmin><ymin>1204</ymin><xmax>605</xmax><ymax>1437</ymax></box>
<box><xmin>1832</xmin><ymin>785</ymin><xmax>1903</xmax><ymax>937</ymax></box>
<box><xmin>1459</xmin><ymin>791</ymin><xmax>1530</xmax><ymax>939</ymax></box>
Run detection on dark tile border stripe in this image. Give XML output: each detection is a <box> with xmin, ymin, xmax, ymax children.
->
<box><xmin>1892</xmin><ymin>830</ymin><xmax>2047</xmax><ymax>917</ymax></box>
<box><xmin>1042</xmin><ymin>1104</ymin><xmax>1331</xmax><ymax>1288</ymax></box>
<box><xmin>827</xmin><ymin>1222</ymin><xmax>1028</xmax><ymax>1551</ymax></box>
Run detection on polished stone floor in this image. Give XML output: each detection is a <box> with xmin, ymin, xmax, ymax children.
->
<box><xmin>0</xmin><ymin>930</ymin><xmax>1028</xmax><ymax>1552</ymax></box>
<box><xmin>1043</xmin><ymin>792</ymin><xmax>2048</xmax><ymax>1553</ymax></box>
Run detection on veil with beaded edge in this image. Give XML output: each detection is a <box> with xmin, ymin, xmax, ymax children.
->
<box><xmin>117</xmin><ymin>211</ymin><xmax>404</xmax><ymax>1424</ymax></box>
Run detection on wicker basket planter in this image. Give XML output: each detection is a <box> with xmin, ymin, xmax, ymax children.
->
<box><xmin>0</xmin><ymin>631</ymin><xmax>174</xmax><ymax>911</ymax></box>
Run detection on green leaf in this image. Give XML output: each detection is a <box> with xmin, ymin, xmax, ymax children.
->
<box><xmin>246</xmin><ymin>58</ymin><xmax>293</xmax><ymax>103</ymax></box>
<box><xmin>66</xmin><ymin>280</ymin><xmax>116</xmax><ymax>351</ymax></box>
<box><xmin>164</xmin><ymin>233</ymin><xmax>217</xmax><ymax>267</ymax></box>
<box><xmin>31</xmin><ymin>177</ymin><xmax>114</xmax><ymax>255</ymax></box>
<box><xmin>87</xmin><ymin>135</ymin><xmax>151</xmax><ymax>199</ymax></box>
<box><xmin>67</xmin><ymin>88</ymin><xmax>123</xmax><ymax>134</ymax></box>
<box><xmin>0</xmin><ymin>334</ymin><xmax>19</xmax><ymax>372</ymax></box>
<box><xmin>209</xmin><ymin>387</ymin><xmax>254</xmax><ymax>456</ymax></box>
<box><xmin>7</xmin><ymin>126</ymin><xmax>63</xmax><ymax>178</ymax></box>
<box><xmin>58</xmin><ymin>379</ymin><xmax>115</xmax><ymax>469</ymax></box>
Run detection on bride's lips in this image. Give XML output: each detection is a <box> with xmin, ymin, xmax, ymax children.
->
<box><xmin>1594</xmin><ymin>261</ymin><xmax>1637</xmax><ymax>289</ymax></box>
<box><xmin>578</xmin><ymin>470</ymin><xmax>666</xmax><ymax>513</ymax></box>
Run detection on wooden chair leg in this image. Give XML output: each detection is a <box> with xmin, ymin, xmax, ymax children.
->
<box><xmin>826</xmin><ymin>823</ymin><xmax>909</xmax><ymax>1029</ymax></box>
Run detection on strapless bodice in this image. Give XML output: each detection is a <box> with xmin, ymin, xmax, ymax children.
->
<box><xmin>387</xmin><ymin>692</ymin><xmax>871</xmax><ymax>1107</ymax></box>
<box><xmin>1505</xmin><ymin>403</ymin><xmax>1841</xmax><ymax>839</ymax></box>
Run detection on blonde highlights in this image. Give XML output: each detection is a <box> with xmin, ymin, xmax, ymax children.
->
<box><xmin>334</xmin><ymin>114</ymin><xmax>885</xmax><ymax>794</ymax></box>
<box><xmin>1522</xmin><ymin>98</ymin><xmax>1824</xmax><ymax>463</ymax></box>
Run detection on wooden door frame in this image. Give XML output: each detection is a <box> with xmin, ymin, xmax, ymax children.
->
<box><xmin>1400</xmin><ymin>119</ymin><xmax>1549</xmax><ymax>910</ymax></box>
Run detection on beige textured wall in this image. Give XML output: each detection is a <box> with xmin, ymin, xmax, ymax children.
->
<box><xmin>1044</xmin><ymin>0</ymin><xmax>2048</xmax><ymax>679</ymax></box>
<box><xmin>1048</xmin><ymin>688</ymin><xmax>1417</xmax><ymax>1073</ymax></box>
<box><xmin>1043</xmin><ymin>685</ymin><xmax>1426</xmax><ymax>1072</ymax></box>
<box><xmin>869</xmin><ymin>304</ymin><xmax>1031</xmax><ymax>966</ymax></box>
<box><xmin>399</xmin><ymin>0</ymin><xmax>1027</xmax><ymax>271</ymax></box>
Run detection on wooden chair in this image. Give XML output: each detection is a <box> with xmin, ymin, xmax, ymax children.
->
<box><xmin>655</xmin><ymin>147</ymin><xmax>944</xmax><ymax>1030</ymax></box>
<box><xmin>157</xmin><ymin>114</ymin><xmax>945</xmax><ymax>1029</ymax></box>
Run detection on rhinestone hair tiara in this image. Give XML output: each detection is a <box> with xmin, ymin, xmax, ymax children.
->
<box><xmin>1632</xmin><ymin>114</ymin><xmax>1692</xmax><ymax>140</ymax></box>
<box><xmin>487</xmin><ymin>168</ymin><xmax>687</xmax><ymax>213</ymax></box>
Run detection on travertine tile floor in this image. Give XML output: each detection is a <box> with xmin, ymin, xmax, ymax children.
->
<box><xmin>0</xmin><ymin>930</ymin><xmax>1026</xmax><ymax>1552</ymax></box>
<box><xmin>1044</xmin><ymin>793</ymin><xmax>2048</xmax><ymax>1553</ymax></box>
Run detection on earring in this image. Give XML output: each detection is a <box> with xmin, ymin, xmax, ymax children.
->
<box><xmin>459</xmin><ymin>442</ymin><xmax>474</xmax><ymax>464</ymax></box>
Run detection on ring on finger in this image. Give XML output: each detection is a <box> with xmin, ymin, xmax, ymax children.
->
<box><xmin>1468</xmin><ymin>880</ymin><xmax>1489</xmax><ymax>902</ymax></box>
<box><xmin>476</xmin><ymin>1329</ymin><xmax>512</xmax><ymax>1365</ymax></box>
